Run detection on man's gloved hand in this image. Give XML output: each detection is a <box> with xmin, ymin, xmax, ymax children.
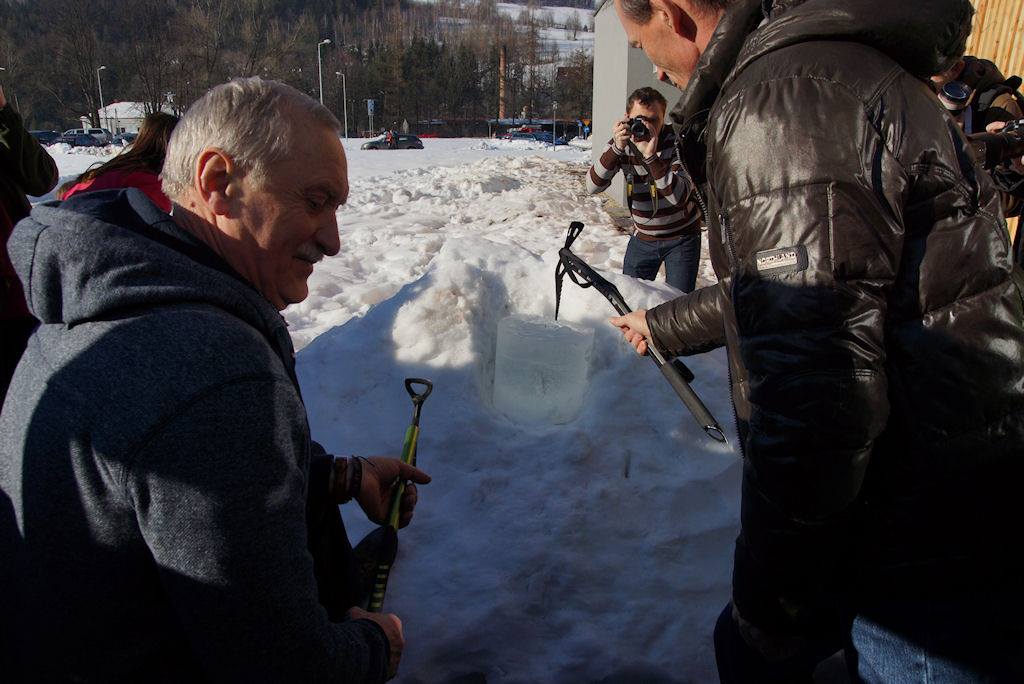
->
<box><xmin>347</xmin><ymin>606</ymin><xmax>404</xmax><ymax>680</ymax></box>
<box><xmin>356</xmin><ymin>457</ymin><xmax>431</xmax><ymax>528</ymax></box>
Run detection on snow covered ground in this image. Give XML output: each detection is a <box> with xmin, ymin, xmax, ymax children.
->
<box><xmin>44</xmin><ymin>137</ymin><xmax>740</xmax><ymax>682</ymax></box>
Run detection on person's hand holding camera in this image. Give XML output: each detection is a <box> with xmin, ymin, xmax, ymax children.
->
<box><xmin>612</xmin><ymin>118</ymin><xmax>631</xmax><ymax>154</ymax></box>
<box><xmin>988</xmin><ymin>120</ymin><xmax>1024</xmax><ymax>174</ymax></box>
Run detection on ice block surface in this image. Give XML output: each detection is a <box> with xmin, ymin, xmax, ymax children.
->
<box><xmin>493</xmin><ymin>314</ymin><xmax>594</xmax><ymax>424</ymax></box>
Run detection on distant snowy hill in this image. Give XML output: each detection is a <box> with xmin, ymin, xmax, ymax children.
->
<box><xmin>415</xmin><ymin>0</ymin><xmax>595</xmax><ymax>61</ymax></box>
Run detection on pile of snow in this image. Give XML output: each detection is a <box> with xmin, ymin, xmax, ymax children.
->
<box><xmin>567</xmin><ymin>136</ymin><xmax>593</xmax><ymax>151</ymax></box>
<box><xmin>469</xmin><ymin>138</ymin><xmax>564</xmax><ymax>152</ymax></box>
<box><xmin>299</xmin><ymin>232</ymin><xmax>738</xmax><ymax>682</ymax></box>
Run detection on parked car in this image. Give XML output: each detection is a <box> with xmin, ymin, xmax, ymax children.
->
<box><xmin>61</xmin><ymin>127</ymin><xmax>112</xmax><ymax>144</ymax></box>
<box><xmin>531</xmin><ymin>131</ymin><xmax>568</xmax><ymax>145</ymax></box>
<box><xmin>502</xmin><ymin>131</ymin><xmax>537</xmax><ymax>141</ymax></box>
<box><xmin>30</xmin><ymin>130</ymin><xmax>61</xmax><ymax>145</ymax></box>
<box><xmin>361</xmin><ymin>133</ymin><xmax>424</xmax><ymax>150</ymax></box>
<box><xmin>67</xmin><ymin>134</ymin><xmax>104</xmax><ymax>147</ymax></box>
<box><xmin>112</xmin><ymin>132</ymin><xmax>138</xmax><ymax>145</ymax></box>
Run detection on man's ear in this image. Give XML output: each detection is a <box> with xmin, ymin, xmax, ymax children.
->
<box><xmin>194</xmin><ymin>148</ymin><xmax>236</xmax><ymax>217</ymax></box>
<box><xmin>651</xmin><ymin>0</ymin><xmax>697</xmax><ymax>40</ymax></box>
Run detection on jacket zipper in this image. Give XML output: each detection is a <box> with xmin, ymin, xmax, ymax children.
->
<box><xmin>718</xmin><ymin>211</ymin><xmax>738</xmax><ymax>268</ymax></box>
<box><xmin>676</xmin><ymin>117</ymin><xmax>744</xmax><ymax>456</ymax></box>
<box><xmin>725</xmin><ymin>280</ymin><xmax>745</xmax><ymax>459</ymax></box>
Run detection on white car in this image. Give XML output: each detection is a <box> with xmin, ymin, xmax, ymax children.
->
<box><xmin>61</xmin><ymin>127</ymin><xmax>113</xmax><ymax>144</ymax></box>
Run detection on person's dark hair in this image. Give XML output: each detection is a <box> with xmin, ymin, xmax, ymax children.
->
<box><xmin>626</xmin><ymin>86</ymin><xmax>667</xmax><ymax>113</ymax></box>
<box><xmin>59</xmin><ymin>112</ymin><xmax>179</xmax><ymax>198</ymax></box>
<box><xmin>620</xmin><ymin>0</ymin><xmax>737</xmax><ymax>24</ymax></box>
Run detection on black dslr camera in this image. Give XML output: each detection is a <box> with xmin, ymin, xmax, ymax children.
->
<box><xmin>967</xmin><ymin>119</ymin><xmax>1024</xmax><ymax>170</ymax></box>
<box><xmin>627</xmin><ymin>116</ymin><xmax>652</xmax><ymax>141</ymax></box>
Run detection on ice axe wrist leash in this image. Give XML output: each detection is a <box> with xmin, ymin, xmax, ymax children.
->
<box><xmin>555</xmin><ymin>221</ymin><xmax>726</xmax><ymax>443</ymax></box>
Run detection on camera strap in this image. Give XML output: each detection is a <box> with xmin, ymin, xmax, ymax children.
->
<box><xmin>624</xmin><ymin>140</ymin><xmax>659</xmax><ymax>219</ymax></box>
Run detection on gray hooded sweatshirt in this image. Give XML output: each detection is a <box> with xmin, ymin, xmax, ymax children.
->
<box><xmin>0</xmin><ymin>189</ymin><xmax>388</xmax><ymax>682</ymax></box>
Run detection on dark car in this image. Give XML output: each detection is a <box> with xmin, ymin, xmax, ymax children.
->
<box><xmin>531</xmin><ymin>131</ymin><xmax>567</xmax><ymax>145</ymax></box>
<box><xmin>112</xmin><ymin>132</ymin><xmax>138</xmax><ymax>145</ymax></box>
<box><xmin>69</xmin><ymin>134</ymin><xmax>104</xmax><ymax>147</ymax></box>
<box><xmin>30</xmin><ymin>130</ymin><xmax>61</xmax><ymax>145</ymax></box>
<box><xmin>361</xmin><ymin>133</ymin><xmax>424</xmax><ymax>150</ymax></box>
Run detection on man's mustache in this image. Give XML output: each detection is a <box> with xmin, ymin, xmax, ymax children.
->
<box><xmin>295</xmin><ymin>243</ymin><xmax>326</xmax><ymax>264</ymax></box>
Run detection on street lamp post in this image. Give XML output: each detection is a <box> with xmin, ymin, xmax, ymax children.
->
<box><xmin>96</xmin><ymin>65</ymin><xmax>107</xmax><ymax>130</ymax></box>
<box><xmin>335</xmin><ymin>71</ymin><xmax>348</xmax><ymax>138</ymax></box>
<box><xmin>317</xmin><ymin>39</ymin><xmax>331</xmax><ymax>106</ymax></box>
<box><xmin>552</xmin><ymin>100</ymin><xmax>558</xmax><ymax>150</ymax></box>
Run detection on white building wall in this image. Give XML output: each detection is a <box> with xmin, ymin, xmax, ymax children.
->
<box><xmin>591</xmin><ymin>0</ymin><xmax>684</xmax><ymax>206</ymax></box>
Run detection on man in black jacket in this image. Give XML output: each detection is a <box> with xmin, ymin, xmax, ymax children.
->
<box><xmin>610</xmin><ymin>0</ymin><xmax>1024</xmax><ymax>681</ymax></box>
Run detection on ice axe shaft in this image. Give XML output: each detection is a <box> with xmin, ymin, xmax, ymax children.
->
<box><xmin>368</xmin><ymin>378</ymin><xmax>433</xmax><ymax>612</ymax></box>
<box><xmin>555</xmin><ymin>222</ymin><xmax>726</xmax><ymax>443</ymax></box>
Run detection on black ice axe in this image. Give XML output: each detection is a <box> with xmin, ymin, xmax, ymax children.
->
<box><xmin>360</xmin><ymin>378</ymin><xmax>433</xmax><ymax>613</ymax></box>
<box><xmin>555</xmin><ymin>221</ymin><xmax>726</xmax><ymax>443</ymax></box>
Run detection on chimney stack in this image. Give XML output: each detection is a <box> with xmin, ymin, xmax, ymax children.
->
<box><xmin>499</xmin><ymin>45</ymin><xmax>507</xmax><ymax>120</ymax></box>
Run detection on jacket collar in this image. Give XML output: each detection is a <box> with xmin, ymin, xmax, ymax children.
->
<box><xmin>669</xmin><ymin>0</ymin><xmax>765</xmax><ymax>131</ymax></box>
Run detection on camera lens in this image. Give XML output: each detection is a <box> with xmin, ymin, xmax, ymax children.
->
<box><xmin>939</xmin><ymin>81</ymin><xmax>972</xmax><ymax>114</ymax></box>
<box><xmin>629</xmin><ymin>117</ymin><xmax>648</xmax><ymax>137</ymax></box>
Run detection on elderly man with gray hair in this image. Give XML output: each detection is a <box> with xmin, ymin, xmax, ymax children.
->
<box><xmin>0</xmin><ymin>78</ymin><xmax>429</xmax><ymax>681</ymax></box>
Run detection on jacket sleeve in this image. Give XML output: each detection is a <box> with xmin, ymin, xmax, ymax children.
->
<box><xmin>645</xmin><ymin>278</ymin><xmax>729</xmax><ymax>356</ymax></box>
<box><xmin>712</xmin><ymin>79</ymin><xmax>900</xmax><ymax>633</ymax></box>
<box><xmin>585</xmin><ymin>140</ymin><xmax>625</xmax><ymax>194</ymax></box>
<box><xmin>0</xmin><ymin>105</ymin><xmax>59</xmax><ymax>197</ymax></box>
<box><xmin>124</xmin><ymin>376</ymin><xmax>389</xmax><ymax>682</ymax></box>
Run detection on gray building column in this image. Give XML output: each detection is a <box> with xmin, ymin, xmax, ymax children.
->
<box><xmin>591</xmin><ymin>0</ymin><xmax>682</xmax><ymax>206</ymax></box>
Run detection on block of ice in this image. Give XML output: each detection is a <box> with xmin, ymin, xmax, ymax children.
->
<box><xmin>493</xmin><ymin>314</ymin><xmax>595</xmax><ymax>424</ymax></box>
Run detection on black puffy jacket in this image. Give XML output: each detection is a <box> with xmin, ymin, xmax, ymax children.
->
<box><xmin>647</xmin><ymin>0</ymin><xmax>1024</xmax><ymax>633</ymax></box>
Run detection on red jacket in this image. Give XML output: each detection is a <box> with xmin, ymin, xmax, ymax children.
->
<box><xmin>63</xmin><ymin>169</ymin><xmax>172</xmax><ymax>213</ymax></box>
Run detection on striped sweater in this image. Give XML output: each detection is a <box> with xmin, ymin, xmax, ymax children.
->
<box><xmin>586</xmin><ymin>128</ymin><xmax>701</xmax><ymax>240</ymax></box>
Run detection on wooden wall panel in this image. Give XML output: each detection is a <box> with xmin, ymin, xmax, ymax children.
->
<box><xmin>966</xmin><ymin>0</ymin><xmax>1024</xmax><ymax>77</ymax></box>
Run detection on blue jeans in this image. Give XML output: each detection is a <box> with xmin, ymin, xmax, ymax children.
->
<box><xmin>714</xmin><ymin>592</ymin><xmax>1024</xmax><ymax>684</ymax></box>
<box><xmin>622</xmin><ymin>232</ymin><xmax>700</xmax><ymax>293</ymax></box>
<box><xmin>850</xmin><ymin>592</ymin><xmax>1024</xmax><ymax>683</ymax></box>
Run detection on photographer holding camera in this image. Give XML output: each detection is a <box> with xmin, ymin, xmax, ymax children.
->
<box><xmin>932</xmin><ymin>55</ymin><xmax>1024</xmax><ymax>262</ymax></box>
<box><xmin>586</xmin><ymin>87</ymin><xmax>701</xmax><ymax>293</ymax></box>
<box><xmin>932</xmin><ymin>55</ymin><xmax>1024</xmax><ymax>134</ymax></box>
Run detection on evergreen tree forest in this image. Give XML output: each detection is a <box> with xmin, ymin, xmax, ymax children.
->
<box><xmin>0</xmin><ymin>0</ymin><xmax>595</xmax><ymax>134</ymax></box>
